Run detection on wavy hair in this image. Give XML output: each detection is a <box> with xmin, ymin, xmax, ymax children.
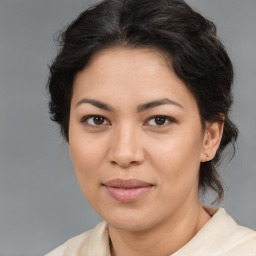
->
<box><xmin>47</xmin><ymin>0</ymin><xmax>238</xmax><ymax>203</ymax></box>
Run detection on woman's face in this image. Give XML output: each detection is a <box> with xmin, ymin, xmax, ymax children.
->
<box><xmin>69</xmin><ymin>48</ymin><xmax>210</xmax><ymax>232</ymax></box>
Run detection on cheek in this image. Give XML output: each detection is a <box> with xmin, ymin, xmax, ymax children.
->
<box><xmin>147</xmin><ymin>132</ymin><xmax>202</xmax><ymax>187</ymax></box>
<box><xmin>69</xmin><ymin>138</ymin><xmax>106</xmax><ymax>208</ymax></box>
<box><xmin>69</xmin><ymin>129</ymin><xmax>107</xmax><ymax>185</ymax></box>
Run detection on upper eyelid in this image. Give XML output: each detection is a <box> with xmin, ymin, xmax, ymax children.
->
<box><xmin>81</xmin><ymin>114</ymin><xmax>175</xmax><ymax>126</ymax></box>
<box><xmin>144</xmin><ymin>115</ymin><xmax>176</xmax><ymax>125</ymax></box>
<box><xmin>81</xmin><ymin>115</ymin><xmax>111</xmax><ymax>125</ymax></box>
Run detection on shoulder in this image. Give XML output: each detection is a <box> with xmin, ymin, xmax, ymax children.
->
<box><xmin>221</xmin><ymin>219</ymin><xmax>256</xmax><ymax>255</ymax></box>
<box><xmin>173</xmin><ymin>207</ymin><xmax>256</xmax><ymax>256</ymax></box>
<box><xmin>45</xmin><ymin>221</ymin><xmax>110</xmax><ymax>256</ymax></box>
<box><xmin>204</xmin><ymin>207</ymin><xmax>256</xmax><ymax>255</ymax></box>
<box><xmin>223</xmin><ymin>237</ymin><xmax>256</xmax><ymax>256</ymax></box>
<box><xmin>205</xmin><ymin>207</ymin><xmax>256</xmax><ymax>255</ymax></box>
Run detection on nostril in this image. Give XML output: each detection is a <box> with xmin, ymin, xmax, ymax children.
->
<box><xmin>108</xmin><ymin>137</ymin><xmax>145</xmax><ymax>167</ymax></box>
<box><xmin>130</xmin><ymin>160</ymin><xmax>140</xmax><ymax>166</ymax></box>
<box><xmin>110</xmin><ymin>159</ymin><xmax>140</xmax><ymax>168</ymax></box>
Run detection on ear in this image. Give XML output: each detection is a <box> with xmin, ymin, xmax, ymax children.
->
<box><xmin>200</xmin><ymin>120</ymin><xmax>224</xmax><ymax>162</ymax></box>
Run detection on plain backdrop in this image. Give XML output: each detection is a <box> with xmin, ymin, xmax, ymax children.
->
<box><xmin>0</xmin><ymin>0</ymin><xmax>255</xmax><ymax>255</ymax></box>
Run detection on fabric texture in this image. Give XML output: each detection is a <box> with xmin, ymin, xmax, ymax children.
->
<box><xmin>46</xmin><ymin>207</ymin><xmax>256</xmax><ymax>256</ymax></box>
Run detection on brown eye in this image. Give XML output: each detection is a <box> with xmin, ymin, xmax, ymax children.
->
<box><xmin>93</xmin><ymin>116</ymin><xmax>105</xmax><ymax>125</ymax></box>
<box><xmin>154</xmin><ymin>116</ymin><xmax>166</xmax><ymax>125</ymax></box>
<box><xmin>81</xmin><ymin>115</ymin><xmax>110</xmax><ymax>127</ymax></box>
<box><xmin>146</xmin><ymin>115</ymin><xmax>175</xmax><ymax>127</ymax></box>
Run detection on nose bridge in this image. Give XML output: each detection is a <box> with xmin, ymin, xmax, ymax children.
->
<box><xmin>109</xmin><ymin>121</ymin><xmax>144</xmax><ymax>167</ymax></box>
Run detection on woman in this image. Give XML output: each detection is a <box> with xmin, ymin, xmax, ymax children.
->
<box><xmin>46</xmin><ymin>0</ymin><xmax>256</xmax><ymax>255</ymax></box>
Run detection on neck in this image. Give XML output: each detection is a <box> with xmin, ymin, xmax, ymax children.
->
<box><xmin>109</xmin><ymin>202</ymin><xmax>211</xmax><ymax>256</ymax></box>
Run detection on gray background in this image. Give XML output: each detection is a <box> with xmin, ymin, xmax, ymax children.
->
<box><xmin>0</xmin><ymin>0</ymin><xmax>255</xmax><ymax>255</ymax></box>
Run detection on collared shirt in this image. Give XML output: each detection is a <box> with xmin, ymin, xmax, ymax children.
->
<box><xmin>46</xmin><ymin>207</ymin><xmax>256</xmax><ymax>256</ymax></box>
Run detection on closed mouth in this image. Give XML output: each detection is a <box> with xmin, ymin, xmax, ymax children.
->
<box><xmin>103</xmin><ymin>179</ymin><xmax>154</xmax><ymax>202</ymax></box>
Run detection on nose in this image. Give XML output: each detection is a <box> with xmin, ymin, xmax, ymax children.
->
<box><xmin>108</xmin><ymin>124</ymin><xmax>145</xmax><ymax>168</ymax></box>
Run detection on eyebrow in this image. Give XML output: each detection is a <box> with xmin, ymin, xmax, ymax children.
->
<box><xmin>137</xmin><ymin>98</ymin><xmax>183</xmax><ymax>112</ymax></box>
<box><xmin>75</xmin><ymin>98</ymin><xmax>115</xmax><ymax>111</ymax></box>
<box><xmin>75</xmin><ymin>98</ymin><xmax>183</xmax><ymax>112</ymax></box>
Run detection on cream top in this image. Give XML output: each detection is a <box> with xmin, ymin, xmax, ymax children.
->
<box><xmin>46</xmin><ymin>207</ymin><xmax>256</xmax><ymax>256</ymax></box>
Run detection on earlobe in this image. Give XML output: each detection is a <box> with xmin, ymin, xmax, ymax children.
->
<box><xmin>200</xmin><ymin>120</ymin><xmax>224</xmax><ymax>162</ymax></box>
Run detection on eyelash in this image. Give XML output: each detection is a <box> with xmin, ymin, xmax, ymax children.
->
<box><xmin>80</xmin><ymin>115</ymin><xmax>176</xmax><ymax>128</ymax></box>
<box><xmin>146</xmin><ymin>115</ymin><xmax>176</xmax><ymax>126</ymax></box>
<box><xmin>81</xmin><ymin>115</ymin><xmax>110</xmax><ymax>128</ymax></box>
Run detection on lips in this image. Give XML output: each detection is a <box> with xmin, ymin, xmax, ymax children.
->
<box><xmin>103</xmin><ymin>179</ymin><xmax>154</xmax><ymax>202</ymax></box>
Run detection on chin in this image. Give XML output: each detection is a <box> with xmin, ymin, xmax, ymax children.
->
<box><xmin>109</xmin><ymin>219</ymin><xmax>153</xmax><ymax>232</ymax></box>
<box><xmin>102</xmin><ymin>208</ymin><xmax>161</xmax><ymax>232</ymax></box>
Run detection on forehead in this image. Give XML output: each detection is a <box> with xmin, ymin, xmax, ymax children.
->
<box><xmin>77</xmin><ymin>47</ymin><xmax>171</xmax><ymax>83</ymax></box>
<box><xmin>72</xmin><ymin>47</ymin><xmax>198</xmax><ymax>113</ymax></box>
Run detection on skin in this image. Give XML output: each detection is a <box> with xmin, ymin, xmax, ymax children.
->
<box><xmin>69</xmin><ymin>48</ymin><xmax>224</xmax><ymax>256</ymax></box>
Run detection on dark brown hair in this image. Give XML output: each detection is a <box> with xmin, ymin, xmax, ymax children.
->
<box><xmin>47</xmin><ymin>0</ymin><xmax>238</xmax><ymax>203</ymax></box>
